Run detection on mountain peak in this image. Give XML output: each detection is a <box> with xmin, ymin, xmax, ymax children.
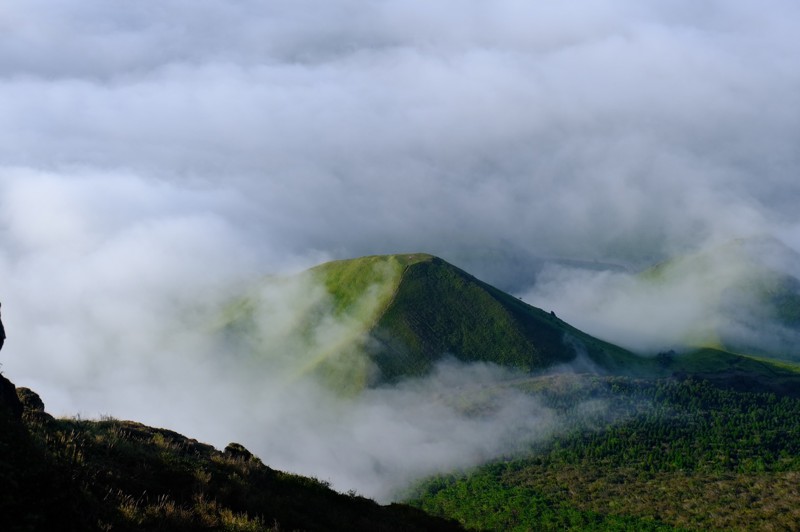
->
<box><xmin>306</xmin><ymin>253</ymin><xmax>638</xmax><ymax>382</ymax></box>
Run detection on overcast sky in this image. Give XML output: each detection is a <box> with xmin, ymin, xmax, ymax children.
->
<box><xmin>3</xmin><ymin>1</ymin><xmax>799</xmax><ymax>267</ymax></box>
<box><xmin>1</xmin><ymin>0</ymin><xmax>800</xmax><ymax>499</ymax></box>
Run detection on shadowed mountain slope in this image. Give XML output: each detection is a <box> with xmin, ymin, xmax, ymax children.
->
<box><xmin>357</xmin><ymin>255</ymin><xmax>642</xmax><ymax>380</ymax></box>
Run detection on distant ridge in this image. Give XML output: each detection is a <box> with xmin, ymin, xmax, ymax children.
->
<box><xmin>640</xmin><ymin>237</ymin><xmax>800</xmax><ymax>359</ymax></box>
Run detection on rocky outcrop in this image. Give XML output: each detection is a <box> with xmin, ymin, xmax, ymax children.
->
<box><xmin>0</xmin><ymin>373</ymin><xmax>23</xmax><ymax>421</ymax></box>
<box><xmin>16</xmin><ymin>387</ymin><xmax>54</xmax><ymax>423</ymax></box>
<box><xmin>224</xmin><ymin>441</ymin><xmax>257</xmax><ymax>461</ymax></box>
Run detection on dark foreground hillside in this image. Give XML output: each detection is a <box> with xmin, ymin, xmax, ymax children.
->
<box><xmin>0</xmin><ymin>373</ymin><xmax>462</xmax><ymax>532</ymax></box>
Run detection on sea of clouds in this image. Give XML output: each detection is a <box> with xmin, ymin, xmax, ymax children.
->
<box><xmin>2</xmin><ymin>0</ymin><xmax>800</xmax><ymax>499</ymax></box>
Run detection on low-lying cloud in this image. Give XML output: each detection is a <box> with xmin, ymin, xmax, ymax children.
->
<box><xmin>232</xmin><ymin>359</ymin><xmax>561</xmax><ymax>502</ymax></box>
<box><xmin>525</xmin><ymin>238</ymin><xmax>800</xmax><ymax>356</ymax></box>
<box><xmin>2</xmin><ymin>1</ymin><xmax>799</xmax><ymax>266</ymax></box>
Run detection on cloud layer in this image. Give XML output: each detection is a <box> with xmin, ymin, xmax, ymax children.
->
<box><xmin>3</xmin><ymin>1</ymin><xmax>800</xmax><ymax>266</ymax></box>
<box><xmin>2</xmin><ymin>0</ymin><xmax>800</xmax><ymax>499</ymax></box>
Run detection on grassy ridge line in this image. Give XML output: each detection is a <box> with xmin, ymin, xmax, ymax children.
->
<box><xmin>740</xmin><ymin>352</ymin><xmax>800</xmax><ymax>373</ymax></box>
<box><xmin>664</xmin><ymin>348</ymin><xmax>800</xmax><ymax>398</ymax></box>
<box><xmin>473</xmin><ymin>274</ymin><xmax>649</xmax><ymax>373</ymax></box>
<box><xmin>309</xmin><ymin>253</ymin><xmax>436</xmax><ymax>336</ymax></box>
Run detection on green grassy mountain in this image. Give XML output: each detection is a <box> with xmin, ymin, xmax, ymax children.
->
<box><xmin>221</xmin><ymin>252</ymin><xmax>800</xmax><ymax>394</ymax></box>
<box><xmin>222</xmin><ymin>253</ymin><xmax>645</xmax><ymax>389</ymax></box>
<box><xmin>0</xmin><ymin>373</ymin><xmax>461</xmax><ymax>532</ymax></box>
<box><xmin>353</xmin><ymin>254</ymin><xmax>642</xmax><ymax>380</ymax></box>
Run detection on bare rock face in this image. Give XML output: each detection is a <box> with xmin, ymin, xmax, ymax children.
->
<box><xmin>0</xmin><ymin>373</ymin><xmax>23</xmax><ymax>421</ymax></box>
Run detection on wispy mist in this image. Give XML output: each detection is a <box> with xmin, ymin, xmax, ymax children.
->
<box><xmin>2</xmin><ymin>0</ymin><xmax>800</xmax><ymax>500</ymax></box>
<box><xmin>229</xmin><ymin>359</ymin><xmax>561</xmax><ymax>502</ymax></box>
<box><xmin>525</xmin><ymin>238</ymin><xmax>800</xmax><ymax>355</ymax></box>
<box><xmin>3</xmin><ymin>1</ymin><xmax>799</xmax><ymax>266</ymax></box>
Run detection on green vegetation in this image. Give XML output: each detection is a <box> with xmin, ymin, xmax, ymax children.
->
<box><xmin>410</xmin><ymin>374</ymin><xmax>800</xmax><ymax>530</ymax></box>
<box><xmin>411</xmin><ymin>473</ymin><xmax>678</xmax><ymax>531</ymax></box>
<box><xmin>659</xmin><ymin>348</ymin><xmax>800</xmax><ymax>398</ymax></box>
<box><xmin>0</xmin><ymin>375</ymin><xmax>461</xmax><ymax>531</ymax></box>
<box><xmin>371</xmin><ymin>256</ymin><xmax>642</xmax><ymax>380</ymax></box>
<box><xmin>670</xmin><ymin>347</ymin><xmax>800</xmax><ymax>376</ymax></box>
<box><xmin>216</xmin><ymin>254</ymin><xmax>433</xmax><ymax>392</ymax></box>
<box><xmin>310</xmin><ymin>253</ymin><xmax>432</xmax><ymax>318</ymax></box>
